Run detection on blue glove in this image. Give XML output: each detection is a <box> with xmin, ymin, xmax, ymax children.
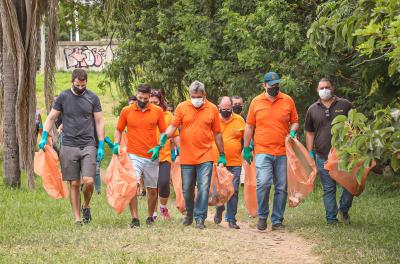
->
<box><xmin>113</xmin><ymin>143</ymin><xmax>120</xmax><ymax>156</ymax></box>
<box><xmin>217</xmin><ymin>153</ymin><xmax>227</xmax><ymax>166</ymax></box>
<box><xmin>289</xmin><ymin>130</ymin><xmax>297</xmax><ymax>138</ymax></box>
<box><xmin>309</xmin><ymin>150</ymin><xmax>316</xmax><ymax>159</ymax></box>
<box><xmin>243</xmin><ymin>146</ymin><xmax>253</xmax><ymax>164</ymax></box>
<box><xmin>249</xmin><ymin>140</ymin><xmax>254</xmax><ymax>152</ymax></box>
<box><xmin>39</xmin><ymin>131</ymin><xmax>48</xmax><ymax>150</ymax></box>
<box><xmin>171</xmin><ymin>147</ymin><xmax>180</xmax><ymax>161</ymax></box>
<box><xmin>148</xmin><ymin>145</ymin><xmax>161</xmax><ymax>161</ymax></box>
<box><xmin>104</xmin><ymin>136</ymin><xmax>114</xmax><ymax>150</ymax></box>
<box><xmin>97</xmin><ymin>140</ymin><xmax>105</xmax><ymax>162</ymax></box>
<box><xmin>160</xmin><ymin>134</ymin><xmax>168</xmax><ymax>147</ymax></box>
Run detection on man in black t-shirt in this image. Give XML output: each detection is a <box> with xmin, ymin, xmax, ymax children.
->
<box><xmin>39</xmin><ymin>69</ymin><xmax>105</xmax><ymax>225</ymax></box>
<box><xmin>305</xmin><ymin>77</ymin><xmax>353</xmax><ymax>225</ymax></box>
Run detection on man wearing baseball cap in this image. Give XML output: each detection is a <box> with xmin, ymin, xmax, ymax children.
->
<box><xmin>243</xmin><ymin>72</ymin><xmax>299</xmax><ymax>231</ymax></box>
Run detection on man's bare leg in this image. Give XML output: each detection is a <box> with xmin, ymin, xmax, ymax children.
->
<box><xmin>129</xmin><ymin>196</ymin><xmax>138</xmax><ymax>219</ymax></box>
<box><xmin>147</xmin><ymin>188</ymin><xmax>158</xmax><ymax>217</ymax></box>
<box><xmin>82</xmin><ymin>176</ymin><xmax>94</xmax><ymax>208</ymax></box>
<box><xmin>69</xmin><ymin>180</ymin><xmax>81</xmax><ymax>222</ymax></box>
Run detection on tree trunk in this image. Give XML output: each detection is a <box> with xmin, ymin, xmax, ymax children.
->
<box><xmin>0</xmin><ymin>18</ymin><xmax>4</xmax><ymax>148</ymax></box>
<box><xmin>2</xmin><ymin>38</ymin><xmax>20</xmax><ymax>188</ymax></box>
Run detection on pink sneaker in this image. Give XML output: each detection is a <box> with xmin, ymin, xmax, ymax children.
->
<box><xmin>160</xmin><ymin>206</ymin><xmax>171</xmax><ymax>220</ymax></box>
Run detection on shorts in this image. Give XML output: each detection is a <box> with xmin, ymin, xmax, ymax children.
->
<box><xmin>128</xmin><ymin>153</ymin><xmax>159</xmax><ymax>188</ymax></box>
<box><xmin>60</xmin><ymin>145</ymin><xmax>97</xmax><ymax>181</ymax></box>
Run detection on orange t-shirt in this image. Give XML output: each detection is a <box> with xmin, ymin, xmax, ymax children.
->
<box><xmin>116</xmin><ymin>103</ymin><xmax>166</xmax><ymax>159</ymax></box>
<box><xmin>246</xmin><ymin>92</ymin><xmax>298</xmax><ymax>156</ymax></box>
<box><xmin>158</xmin><ymin>111</ymin><xmax>179</xmax><ymax>163</ymax></box>
<box><xmin>213</xmin><ymin>113</ymin><xmax>245</xmax><ymax>166</ymax></box>
<box><xmin>171</xmin><ymin>99</ymin><xmax>221</xmax><ymax>165</ymax></box>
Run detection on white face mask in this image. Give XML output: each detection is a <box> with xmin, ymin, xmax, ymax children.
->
<box><xmin>191</xmin><ymin>97</ymin><xmax>204</xmax><ymax>108</ymax></box>
<box><xmin>318</xmin><ymin>88</ymin><xmax>332</xmax><ymax>100</ymax></box>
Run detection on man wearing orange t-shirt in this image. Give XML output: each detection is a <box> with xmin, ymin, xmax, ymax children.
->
<box><xmin>243</xmin><ymin>72</ymin><xmax>299</xmax><ymax>231</ymax></box>
<box><xmin>160</xmin><ymin>81</ymin><xmax>226</xmax><ymax>229</ymax></box>
<box><xmin>113</xmin><ymin>84</ymin><xmax>167</xmax><ymax>228</ymax></box>
<box><xmin>212</xmin><ymin>96</ymin><xmax>245</xmax><ymax>229</ymax></box>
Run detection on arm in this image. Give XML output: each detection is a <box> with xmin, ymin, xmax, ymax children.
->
<box><xmin>173</xmin><ymin>136</ymin><xmax>180</xmax><ymax>148</ymax></box>
<box><xmin>43</xmin><ymin>109</ymin><xmax>61</xmax><ymax>132</ymax></box>
<box><xmin>243</xmin><ymin>124</ymin><xmax>255</xmax><ymax>148</ymax></box>
<box><xmin>290</xmin><ymin>123</ymin><xmax>299</xmax><ymax>132</ymax></box>
<box><xmin>165</xmin><ymin>124</ymin><xmax>178</xmax><ymax>138</ymax></box>
<box><xmin>305</xmin><ymin>131</ymin><xmax>315</xmax><ymax>151</ymax></box>
<box><xmin>214</xmin><ymin>133</ymin><xmax>224</xmax><ymax>154</ymax></box>
<box><xmin>93</xmin><ymin>111</ymin><xmax>105</xmax><ymax>141</ymax></box>
<box><xmin>113</xmin><ymin>129</ymin><xmax>122</xmax><ymax>144</ymax></box>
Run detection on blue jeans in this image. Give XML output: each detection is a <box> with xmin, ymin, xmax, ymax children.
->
<box><xmin>316</xmin><ymin>156</ymin><xmax>353</xmax><ymax>223</ymax></box>
<box><xmin>94</xmin><ymin>161</ymin><xmax>101</xmax><ymax>193</ymax></box>
<box><xmin>217</xmin><ymin>166</ymin><xmax>241</xmax><ymax>222</ymax></box>
<box><xmin>181</xmin><ymin>162</ymin><xmax>213</xmax><ymax>222</ymax></box>
<box><xmin>255</xmin><ymin>154</ymin><xmax>287</xmax><ymax>225</ymax></box>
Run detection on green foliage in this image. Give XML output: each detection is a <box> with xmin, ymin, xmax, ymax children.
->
<box><xmin>100</xmin><ymin>0</ymin><xmax>330</xmax><ymax>109</ymax></box>
<box><xmin>331</xmin><ymin>107</ymin><xmax>400</xmax><ymax>183</ymax></box>
<box><xmin>308</xmin><ymin>0</ymin><xmax>400</xmax><ymax>115</ymax></box>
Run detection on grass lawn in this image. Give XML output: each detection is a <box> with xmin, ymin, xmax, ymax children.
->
<box><xmin>0</xmin><ymin>72</ymin><xmax>399</xmax><ymax>263</ymax></box>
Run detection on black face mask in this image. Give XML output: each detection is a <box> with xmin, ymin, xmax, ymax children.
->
<box><xmin>137</xmin><ymin>100</ymin><xmax>148</xmax><ymax>109</ymax></box>
<box><xmin>72</xmin><ymin>85</ymin><xmax>86</xmax><ymax>96</ymax></box>
<box><xmin>220</xmin><ymin>110</ymin><xmax>232</xmax><ymax>119</ymax></box>
<box><xmin>232</xmin><ymin>105</ymin><xmax>243</xmax><ymax>114</ymax></box>
<box><xmin>267</xmin><ymin>87</ymin><xmax>279</xmax><ymax>97</ymax></box>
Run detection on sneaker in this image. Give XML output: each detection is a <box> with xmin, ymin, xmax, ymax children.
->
<box><xmin>81</xmin><ymin>207</ymin><xmax>92</xmax><ymax>224</ymax></box>
<box><xmin>228</xmin><ymin>221</ymin><xmax>240</xmax><ymax>229</ymax></box>
<box><xmin>146</xmin><ymin>216</ymin><xmax>154</xmax><ymax>225</ymax></box>
<box><xmin>327</xmin><ymin>220</ymin><xmax>339</xmax><ymax>226</ymax></box>
<box><xmin>182</xmin><ymin>215</ymin><xmax>193</xmax><ymax>226</ymax></box>
<box><xmin>196</xmin><ymin>220</ymin><xmax>206</xmax><ymax>229</ymax></box>
<box><xmin>257</xmin><ymin>218</ymin><xmax>267</xmax><ymax>231</ymax></box>
<box><xmin>214</xmin><ymin>207</ymin><xmax>225</xmax><ymax>224</ymax></box>
<box><xmin>271</xmin><ymin>223</ymin><xmax>285</xmax><ymax>231</ymax></box>
<box><xmin>75</xmin><ymin>220</ymin><xmax>83</xmax><ymax>226</ymax></box>
<box><xmin>130</xmin><ymin>218</ymin><xmax>140</xmax><ymax>228</ymax></box>
<box><xmin>141</xmin><ymin>190</ymin><xmax>146</xmax><ymax>197</ymax></box>
<box><xmin>160</xmin><ymin>207</ymin><xmax>171</xmax><ymax>220</ymax></box>
<box><xmin>152</xmin><ymin>212</ymin><xmax>157</xmax><ymax>221</ymax></box>
<box><xmin>338</xmin><ymin>211</ymin><xmax>351</xmax><ymax>225</ymax></box>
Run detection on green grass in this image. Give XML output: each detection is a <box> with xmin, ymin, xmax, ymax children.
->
<box><xmin>1</xmin><ymin>72</ymin><xmax>399</xmax><ymax>263</ymax></box>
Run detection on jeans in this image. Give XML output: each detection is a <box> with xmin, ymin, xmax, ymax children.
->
<box><xmin>217</xmin><ymin>166</ymin><xmax>241</xmax><ymax>222</ymax></box>
<box><xmin>255</xmin><ymin>154</ymin><xmax>287</xmax><ymax>225</ymax></box>
<box><xmin>316</xmin><ymin>156</ymin><xmax>353</xmax><ymax>223</ymax></box>
<box><xmin>94</xmin><ymin>161</ymin><xmax>101</xmax><ymax>193</ymax></box>
<box><xmin>181</xmin><ymin>162</ymin><xmax>213</xmax><ymax>222</ymax></box>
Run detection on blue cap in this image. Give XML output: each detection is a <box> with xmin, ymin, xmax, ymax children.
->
<box><xmin>263</xmin><ymin>72</ymin><xmax>280</xmax><ymax>86</ymax></box>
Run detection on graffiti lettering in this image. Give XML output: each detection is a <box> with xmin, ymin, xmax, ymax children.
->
<box><xmin>64</xmin><ymin>46</ymin><xmax>106</xmax><ymax>69</ymax></box>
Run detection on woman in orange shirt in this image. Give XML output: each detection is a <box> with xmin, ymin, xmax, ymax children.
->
<box><xmin>149</xmin><ymin>89</ymin><xmax>180</xmax><ymax>220</ymax></box>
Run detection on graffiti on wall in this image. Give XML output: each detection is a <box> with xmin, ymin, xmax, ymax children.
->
<box><xmin>64</xmin><ymin>46</ymin><xmax>106</xmax><ymax>69</ymax></box>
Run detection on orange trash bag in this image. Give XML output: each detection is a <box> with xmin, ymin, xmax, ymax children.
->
<box><xmin>243</xmin><ymin>157</ymin><xmax>258</xmax><ymax>217</ymax></box>
<box><xmin>171</xmin><ymin>157</ymin><xmax>186</xmax><ymax>214</ymax></box>
<box><xmin>105</xmin><ymin>135</ymin><xmax>138</xmax><ymax>214</ymax></box>
<box><xmin>34</xmin><ymin>145</ymin><xmax>68</xmax><ymax>199</ymax></box>
<box><xmin>208</xmin><ymin>164</ymin><xmax>234</xmax><ymax>206</ymax></box>
<box><xmin>324</xmin><ymin>148</ymin><xmax>376</xmax><ymax>196</ymax></box>
<box><xmin>285</xmin><ymin>137</ymin><xmax>317</xmax><ymax>207</ymax></box>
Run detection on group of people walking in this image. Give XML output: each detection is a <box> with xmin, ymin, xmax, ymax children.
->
<box><xmin>39</xmin><ymin>68</ymin><xmax>354</xmax><ymax>229</ymax></box>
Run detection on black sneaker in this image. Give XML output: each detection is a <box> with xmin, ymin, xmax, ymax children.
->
<box><xmin>81</xmin><ymin>207</ymin><xmax>92</xmax><ymax>224</ymax></box>
<box><xmin>214</xmin><ymin>207</ymin><xmax>225</xmax><ymax>224</ymax></box>
<box><xmin>338</xmin><ymin>210</ymin><xmax>351</xmax><ymax>225</ymax></box>
<box><xmin>182</xmin><ymin>215</ymin><xmax>193</xmax><ymax>226</ymax></box>
<box><xmin>195</xmin><ymin>220</ymin><xmax>206</xmax><ymax>229</ymax></box>
<box><xmin>257</xmin><ymin>218</ymin><xmax>267</xmax><ymax>231</ymax></box>
<box><xmin>271</xmin><ymin>223</ymin><xmax>285</xmax><ymax>231</ymax></box>
<box><xmin>130</xmin><ymin>218</ymin><xmax>140</xmax><ymax>228</ymax></box>
<box><xmin>141</xmin><ymin>190</ymin><xmax>146</xmax><ymax>197</ymax></box>
<box><xmin>228</xmin><ymin>221</ymin><xmax>240</xmax><ymax>229</ymax></box>
<box><xmin>146</xmin><ymin>216</ymin><xmax>154</xmax><ymax>225</ymax></box>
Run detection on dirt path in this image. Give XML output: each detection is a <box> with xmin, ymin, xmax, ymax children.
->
<box><xmin>202</xmin><ymin>214</ymin><xmax>321</xmax><ymax>264</ymax></box>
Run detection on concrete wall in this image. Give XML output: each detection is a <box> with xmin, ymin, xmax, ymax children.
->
<box><xmin>56</xmin><ymin>40</ymin><xmax>118</xmax><ymax>72</ymax></box>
